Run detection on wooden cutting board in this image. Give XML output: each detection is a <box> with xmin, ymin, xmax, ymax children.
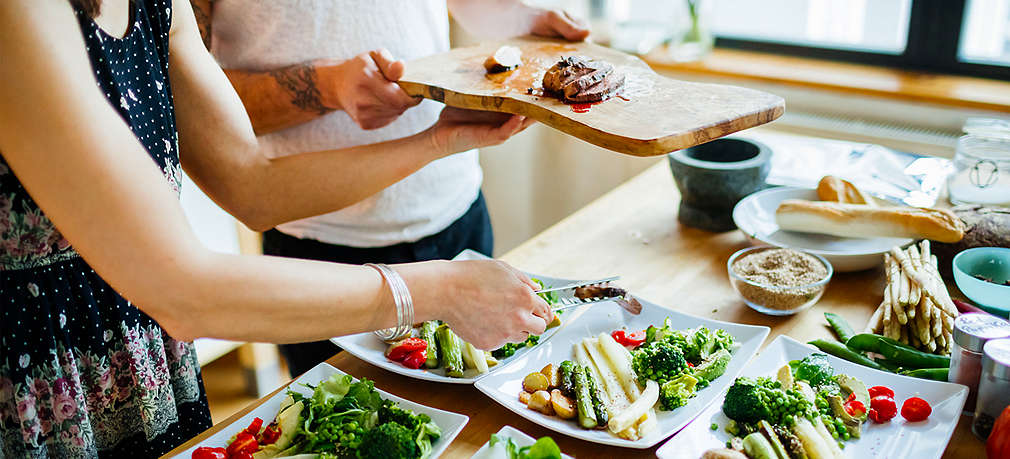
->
<box><xmin>398</xmin><ymin>37</ymin><xmax>784</xmax><ymax>157</ymax></box>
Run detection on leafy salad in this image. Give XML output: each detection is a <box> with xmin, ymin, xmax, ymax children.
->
<box><xmin>518</xmin><ymin>317</ymin><xmax>737</xmax><ymax>441</ymax></box>
<box><xmin>191</xmin><ymin>374</ymin><xmax>441</xmax><ymax>459</ymax></box>
<box><xmin>710</xmin><ymin>353</ymin><xmax>933</xmax><ymax>459</ymax></box>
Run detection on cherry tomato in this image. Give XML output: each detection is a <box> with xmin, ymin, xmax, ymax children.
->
<box><xmin>845</xmin><ymin>392</ymin><xmax>856</xmax><ymax>403</ymax></box>
<box><xmin>625</xmin><ymin>330</ymin><xmax>647</xmax><ymax>347</ymax></box>
<box><xmin>386</xmin><ymin>338</ymin><xmax>427</xmax><ymax>362</ymax></box>
<box><xmin>900</xmin><ymin>397</ymin><xmax>932</xmax><ymax>422</ymax></box>
<box><xmin>243</xmin><ymin>417</ymin><xmax>263</xmax><ymax>436</ymax></box>
<box><xmin>231</xmin><ymin>453</ymin><xmax>254</xmax><ymax>459</ymax></box>
<box><xmin>259</xmin><ymin>423</ymin><xmax>281</xmax><ymax>445</ymax></box>
<box><xmin>868</xmin><ymin>385</ymin><xmax>895</xmax><ymax>399</ymax></box>
<box><xmin>611</xmin><ymin>330</ymin><xmax>627</xmax><ymax>343</ymax></box>
<box><xmin>869</xmin><ymin>395</ymin><xmax>897</xmax><ymax>423</ymax></box>
<box><xmin>226</xmin><ymin>432</ymin><xmax>258</xmax><ymax>456</ymax></box>
<box><xmin>400</xmin><ymin>349</ymin><xmax>428</xmax><ymax>370</ymax></box>
<box><xmin>844</xmin><ymin>400</ymin><xmax>866</xmax><ymax>417</ymax></box>
<box><xmin>191</xmin><ymin>446</ymin><xmax>227</xmax><ymax>459</ymax></box>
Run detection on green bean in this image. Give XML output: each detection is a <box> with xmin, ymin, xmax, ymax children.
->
<box><xmin>847</xmin><ymin>333</ymin><xmax>949</xmax><ymax>369</ymax></box>
<box><xmin>901</xmin><ymin>368</ymin><xmax>949</xmax><ymax>381</ymax></box>
<box><xmin>824</xmin><ymin>313</ymin><xmax>857</xmax><ymax>344</ymax></box>
<box><xmin>807</xmin><ymin>339</ymin><xmax>889</xmax><ymax>372</ymax></box>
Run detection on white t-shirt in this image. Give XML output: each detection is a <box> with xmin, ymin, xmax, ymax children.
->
<box><xmin>210</xmin><ymin>0</ymin><xmax>483</xmax><ymax>247</ymax></box>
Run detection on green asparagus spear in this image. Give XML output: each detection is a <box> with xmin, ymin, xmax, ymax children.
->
<box><xmin>419</xmin><ymin>321</ymin><xmax>440</xmax><ymax>369</ymax></box>
<box><xmin>583</xmin><ymin>366</ymin><xmax>609</xmax><ymax>427</ymax></box>
<box><xmin>436</xmin><ymin>324</ymin><xmax>464</xmax><ymax>377</ymax></box>
<box><xmin>572</xmin><ymin>364</ymin><xmax>598</xmax><ymax>429</ymax></box>
<box><xmin>558</xmin><ymin>360</ymin><xmax>576</xmax><ymax>396</ymax></box>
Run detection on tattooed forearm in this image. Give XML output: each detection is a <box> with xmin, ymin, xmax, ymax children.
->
<box><xmin>268</xmin><ymin>64</ymin><xmax>338</xmax><ymax>115</ymax></box>
<box><xmin>191</xmin><ymin>0</ymin><xmax>213</xmax><ymax>50</ymax></box>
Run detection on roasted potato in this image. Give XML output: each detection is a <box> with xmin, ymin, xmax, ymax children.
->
<box><xmin>528</xmin><ymin>390</ymin><xmax>554</xmax><ymax>415</ymax></box>
<box><xmin>523</xmin><ymin>372</ymin><xmax>550</xmax><ymax>393</ymax></box>
<box><xmin>550</xmin><ymin>389</ymin><xmax>576</xmax><ymax>419</ymax></box>
<box><xmin>541</xmin><ymin>363</ymin><xmax>559</xmax><ymax>388</ymax></box>
<box><xmin>519</xmin><ymin>391</ymin><xmax>531</xmax><ymax>405</ymax></box>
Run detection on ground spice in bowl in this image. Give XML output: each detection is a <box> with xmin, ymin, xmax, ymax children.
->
<box><xmin>730</xmin><ymin>248</ymin><xmax>830</xmax><ymax>312</ymax></box>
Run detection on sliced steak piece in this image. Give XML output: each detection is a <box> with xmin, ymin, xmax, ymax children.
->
<box><xmin>561</xmin><ymin>64</ymin><xmax>614</xmax><ymax>100</ymax></box>
<box><xmin>565</xmin><ymin>71</ymin><xmax>625</xmax><ymax>103</ymax></box>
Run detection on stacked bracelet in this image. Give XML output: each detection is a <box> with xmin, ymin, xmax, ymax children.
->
<box><xmin>365</xmin><ymin>263</ymin><xmax>414</xmax><ymax>342</ymax></box>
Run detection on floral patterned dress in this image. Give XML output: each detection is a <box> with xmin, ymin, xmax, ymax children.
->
<box><xmin>0</xmin><ymin>0</ymin><xmax>211</xmax><ymax>456</ymax></box>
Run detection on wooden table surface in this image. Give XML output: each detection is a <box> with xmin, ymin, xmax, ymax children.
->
<box><xmin>166</xmin><ymin>162</ymin><xmax>983</xmax><ymax>458</ymax></box>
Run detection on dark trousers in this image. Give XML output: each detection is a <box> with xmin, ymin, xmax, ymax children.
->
<box><xmin>262</xmin><ymin>193</ymin><xmax>493</xmax><ymax>377</ymax></box>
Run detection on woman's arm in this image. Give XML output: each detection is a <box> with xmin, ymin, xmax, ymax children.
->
<box><xmin>171</xmin><ymin>0</ymin><xmax>530</xmax><ymax>232</ymax></box>
<box><xmin>0</xmin><ymin>0</ymin><xmax>548</xmax><ymax>350</ymax></box>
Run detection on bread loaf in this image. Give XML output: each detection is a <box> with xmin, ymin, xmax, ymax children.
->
<box><xmin>775</xmin><ymin>200</ymin><xmax>966</xmax><ymax>243</ymax></box>
<box><xmin>816</xmin><ymin>176</ymin><xmax>875</xmax><ymax>206</ymax></box>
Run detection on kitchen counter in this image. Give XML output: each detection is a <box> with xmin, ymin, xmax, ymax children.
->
<box><xmin>166</xmin><ymin>162</ymin><xmax>983</xmax><ymax>458</ymax></box>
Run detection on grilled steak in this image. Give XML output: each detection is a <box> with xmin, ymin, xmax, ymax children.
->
<box><xmin>542</xmin><ymin>55</ymin><xmax>624</xmax><ymax>103</ymax></box>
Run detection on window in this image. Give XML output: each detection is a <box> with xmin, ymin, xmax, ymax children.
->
<box><xmin>959</xmin><ymin>0</ymin><xmax>1010</xmax><ymax>66</ymax></box>
<box><xmin>710</xmin><ymin>0</ymin><xmax>1010</xmax><ymax>80</ymax></box>
<box><xmin>711</xmin><ymin>0</ymin><xmax>912</xmax><ymax>54</ymax></box>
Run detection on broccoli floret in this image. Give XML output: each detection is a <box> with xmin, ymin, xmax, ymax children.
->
<box><xmin>357</xmin><ymin>423</ymin><xmax>418</xmax><ymax>459</ymax></box>
<box><xmin>379</xmin><ymin>400</ymin><xmax>428</xmax><ymax>431</ymax></box>
<box><xmin>375</xmin><ymin>400</ymin><xmax>441</xmax><ymax>458</ymax></box>
<box><xmin>659</xmin><ymin>373</ymin><xmax>699</xmax><ymax>410</ymax></box>
<box><xmin>631</xmin><ymin>341</ymin><xmax>689</xmax><ymax>385</ymax></box>
<box><xmin>722</xmin><ymin>377</ymin><xmax>813</xmax><ymax>425</ymax></box>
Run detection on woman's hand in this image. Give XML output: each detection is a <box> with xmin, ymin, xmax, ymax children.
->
<box><xmin>430</xmin><ymin>259</ymin><xmax>553</xmax><ymax>350</ymax></box>
<box><xmin>426</xmin><ymin>107</ymin><xmax>535</xmax><ymax>155</ymax></box>
<box><xmin>320</xmin><ymin>48</ymin><xmax>422</xmax><ymax>130</ymax></box>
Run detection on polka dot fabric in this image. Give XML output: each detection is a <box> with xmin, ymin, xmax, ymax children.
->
<box><xmin>0</xmin><ymin>0</ymin><xmax>210</xmax><ymax>456</ymax></box>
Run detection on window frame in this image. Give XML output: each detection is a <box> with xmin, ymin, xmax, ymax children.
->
<box><xmin>712</xmin><ymin>0</ymin><xmax>1010</xmax><ymax>81</ymax></box>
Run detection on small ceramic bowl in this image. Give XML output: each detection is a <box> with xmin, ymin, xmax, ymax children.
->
<box><xmin>727</xmin><ymin>246</ymin><xmax>833</xmax><ymax>316</ymax></box>
<box><xmin>953</xmin><ymin>247</ymin><xmax>1010</xmax><ymax>317</ymax></box>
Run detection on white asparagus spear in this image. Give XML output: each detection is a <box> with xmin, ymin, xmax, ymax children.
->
<box><xmin>609</xmin><ymin>380</ymin><xmax>659</xmax><ymax>433</ymax></box>
<box><xmin>885</xmin><ymin>255</ymin><xmax>908</xmax><ymax>325</ymax></box>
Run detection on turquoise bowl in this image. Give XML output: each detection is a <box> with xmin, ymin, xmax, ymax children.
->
<box><xmin>953</xmin><ymin>247</ymin><xmax>1010</xmax><ymax>317</ymax></box>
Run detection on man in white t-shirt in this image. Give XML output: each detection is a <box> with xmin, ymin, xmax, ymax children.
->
<box><xmin>193</xmin><ymin>1</ymin><xmax>588</xmax><ymax>376</ymax></box>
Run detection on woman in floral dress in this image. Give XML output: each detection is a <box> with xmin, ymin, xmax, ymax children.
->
<box><xmin>0</xmin><ymin>0</ymin><xmax>554</xmax><ymax>456</ymax></box>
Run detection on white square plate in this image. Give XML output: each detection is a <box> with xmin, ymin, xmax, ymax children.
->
<box><xmin>473</xmin><ymin>298</ymin><xmax>770</xmax><ymax>449</ymax></box>
<box><xmin>172</xmin><ymin>363</ymin><xmax>468</xmax><ymax>458</ymax></box>
<box><xmin>332</xmin><ymin>250</ymin><xmax>574</xmax><ymax>384</ymax></box>
<box><xmin>470</xmin><ymin>425</ymin><xmax>575</xmax><ymax>459</ymax></box>
<box><xmin>655</xmin><ymin>335</ymin><xmax>969</xmax><ymax>459</ymax></box>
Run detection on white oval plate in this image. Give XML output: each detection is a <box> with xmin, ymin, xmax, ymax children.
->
<box><xmin>172</xmin><ymin>362</ymin><xmax>468</xmax><ymax>458</ymax></box>
<box><xmin>655</xmin><ymin>335</ymin><xmax>968</xmax><ymax>459</ymax></box>
<box><xmin>473</xmin><ymin>299</ymin><xmax>770</xmax><ymax>449</ymax></box>
<box><xmin>332</xmin><ymin>250</ymin><xmax>573</xmax><ymax>384</ymax></box>
<box><xmin>470</xmin><ymin>425</ymin><xmax>574</xmax><ymax>459</ymax></box>
<box><xmin>732</xmin><ymin>186</ymin><xmax>912</xmax><ymax>272</ymax></box>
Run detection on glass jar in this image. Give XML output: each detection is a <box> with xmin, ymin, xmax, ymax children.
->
<box><xmin>947</xmin><ymin>118</ymin><xmax>1010</xmax><ymax>206</ymax></box>
<box><xmin>667</xmin><ymin>0</ymin><xmax>713</xmax><ymax>62</ymax></box>
<box><xmin>949</xmin><ymin>313</ymin><xmax>1010</xmax><ymax>415</ymax></box>
<box><xmin>973</xmin><ymin>338</ymin><xmax>1010</xmax><ymax>440</ymax></box>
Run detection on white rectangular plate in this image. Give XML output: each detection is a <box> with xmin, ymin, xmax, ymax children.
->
<box><xmin>655</xmin><ymin>335</ymin><xmax>969</xmax><ymax>459</ymax></box>
<box><xmin>332</xmin><ymin>249</ymin><xmax>574</xmax><ymax>384</ymax></box>
<box><xmin>473</xmin><ymin>298</ymin><xmax>770</xmax><ymax>449</ymax></box>
<box><xmin>172</xmin><ymin>363</ymin><xmax>468</xmax><ymax>458</ymax></box>
<box><xmin>470</xmin><ymin>425</ymin><xmax>574</xmax><ymax>459</ymax></box>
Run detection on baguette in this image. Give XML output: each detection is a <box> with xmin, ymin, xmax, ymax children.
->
<box><xmin>775</xmin><ymin>200</ymin><xmax>965</xmax><ymax>243</ymax></box>
<box><xmin>816</xmin><ymin>175</ymin><xmax>875</xmax><ymax>206</ymax></box>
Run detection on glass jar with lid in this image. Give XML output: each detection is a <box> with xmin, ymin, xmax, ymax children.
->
<box><xmin>948</xmin><ymin>118</ymin><xmax>1010</xmax><ymax>206</ymax></box>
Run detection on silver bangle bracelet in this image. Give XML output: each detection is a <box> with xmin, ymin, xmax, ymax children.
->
<box><xmin>366</xmin><ymin>263</ymin><xmax>414</xmax><ymax>342</ymax></box>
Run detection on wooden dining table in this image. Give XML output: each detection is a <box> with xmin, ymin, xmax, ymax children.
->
<box><xmin>166</xmin><ymin>161</ymin><xmax>984</xmax><ymax>458</ymax></box>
